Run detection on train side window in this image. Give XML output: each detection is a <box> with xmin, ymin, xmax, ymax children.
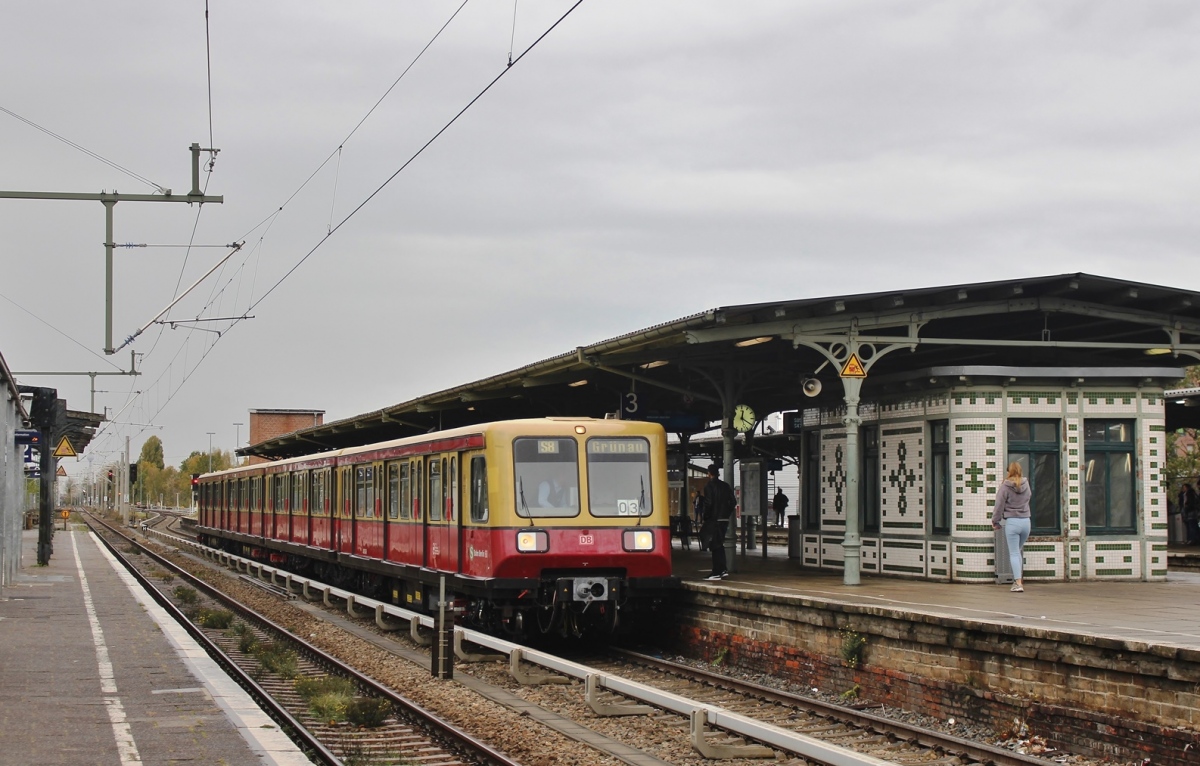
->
<box><xmin>429</xmin><ymin>459</ymin><xmax>443</xmax><ymax>521</ymax></box>
<box><xmin>470</xmin><ymin>456</ymin><xmax>489</xmax><ymax>523</ymax></box>
<box><xmin>387</xmin><ymin>463</ymin><xmax>401</xmax><ymax>519</ymax></box>
<box><xmin>293</xmin><ymin>472</ymin><xmax>306</xmax><ymax>514</ymax></box>
<box><xmin>355</xmin><ymin>467</ymin><xmax>367</xmax><ymax>518</ymax></box>
<box><xmin>365</xmin><ymin>466</ymin><xmax>376</xmax><ymax>518</ymax></box>
<box><xmin>400</xmin><ymin>463</ymin><xmax>411</xmax><ymax>520</ymax></box>
<box><xmin>413</xmin><ymin>461</ymin><xmax>423</xmax><ymax>520</ymax></box>
<box><xmin>448</xmin><ymin>456</ymin><xmax>457</xmax><ymax>521</ymax></box>
<box><xmin>312</xmin><ymin>470</ymin><xmax>326</xmax><ymax>518</ymax></box>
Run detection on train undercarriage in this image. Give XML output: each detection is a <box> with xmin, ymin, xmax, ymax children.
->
<box><xmin>198</xmin><ymin>531</ymin><xmax>674</xmax><ymax>639</ymax></box>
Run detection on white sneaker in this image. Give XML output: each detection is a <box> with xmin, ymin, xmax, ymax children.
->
<box><xmin>705</xmin><ymin>572</ymin><xmax>726</xmax><ymax>581</ymax></box>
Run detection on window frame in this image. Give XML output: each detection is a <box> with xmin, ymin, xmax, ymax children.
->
<box><xmin>1006</xmin><ymin>419</ymin><xmax>1061</xmax><ymax>535</ymax></box>
<box><xmin>861</xmin><ymin>425</ymin><xmax>880</xmax><ymax>534</ymax></box>
<box><xmin>803</xmin><ymin>430</ymin><xmax>821</xmax><ymax>530</ymax></box>
<box><xmin>929</xmin><ymin>420</ymin><xmax>951</xmax><ymax>536</ymax></box>
<box><xmin>470</xmin><ymin>455</ymin><xmax>489</xmax><ymax>523</ymax></box>
<box><xmin>1083</xmin><ymin>419</ymin><xmax>1137</xmax><ymax>535</ymax></box>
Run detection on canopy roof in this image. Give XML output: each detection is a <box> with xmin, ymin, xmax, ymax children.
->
<box><xmin>245</xmin><ymin>273</ymin><xmax>1199</xmax><ymax>460</ymax></box>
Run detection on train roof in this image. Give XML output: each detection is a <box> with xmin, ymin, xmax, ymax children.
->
<box><xmin>201</xmin><ymin>418</ymin><xmax>664</xmax><ymax>480</ymax></box>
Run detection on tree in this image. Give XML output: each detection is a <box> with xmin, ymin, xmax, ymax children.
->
<box><xmin>138</xmin><ymin>435</ymin><xmax>165</xmax><ymax>469</ymax></box>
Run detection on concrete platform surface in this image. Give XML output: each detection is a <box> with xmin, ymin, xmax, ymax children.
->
<box><xmin>675</xmin><ymin>542</ymin><xmax>1200</xmax><ymax>651</ymax></box>
<box><xmin>0</xmin><ymin>528</ymin><xmax>311</xmax><ymax>766</ymax></box>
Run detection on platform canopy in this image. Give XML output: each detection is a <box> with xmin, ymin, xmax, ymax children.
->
<box><xmin>243</xmin><ymin>273</ymin><xmax>1200</xmax><ymax>461</ymax></box>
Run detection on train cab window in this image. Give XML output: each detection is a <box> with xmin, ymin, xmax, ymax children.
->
<box><xmin>470</xmin><ymin>456</ymin><xmax>489</xmax><ymax>523</ymax></box>
<box><xmin>586</xmin><ymin>437</ymin><xmax>652</xmax><ymax>517</ymax></box>
<box><xmin>429</xmin><ymin>459</ymin><xmax>443</xmax><ymax>521</ymax></box>
<box><xmin>513</xmin><ymin>437</ymin><xmax>580</xmax><ymax>518</ymax></box>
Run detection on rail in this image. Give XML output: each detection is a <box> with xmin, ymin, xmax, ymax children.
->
<box><xmin>146</xmin><ymin>525</ymin><xmax>906</xmax><ymax>765</ymax></box>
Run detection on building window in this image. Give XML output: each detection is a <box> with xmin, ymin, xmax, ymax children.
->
<box><xmin>929</xmin><ymin>421</ymin><xmax>951</xmax><ymax>535</ymax></box>
<box><xmin>804</xmin><ymin>430</ymin><xmax>821</xmax><ymax>530</ymax></box>
<box><xmin>1084</xmin><ymin>420</ymin><xmax>1135</xmax><ymax>534</ymax></box>
<box><xmin>1007</xmin><ymin>420</ymin><xmax>1061</xmax><ymax>535</ymax></box>
<box><xmin>861</xmin><ymin>425</ymin><xmax>880</xmax><ymax>534</ymax></box>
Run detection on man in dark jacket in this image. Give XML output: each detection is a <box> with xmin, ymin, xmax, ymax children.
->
<box><xmin>702</xmin><ymin>464</ymin><xmax>735</xmax><ymax>580</ymax></box>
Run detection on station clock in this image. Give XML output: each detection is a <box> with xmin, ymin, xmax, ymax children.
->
<box><xmin>733</xmin><ymin>404</ymin><xmax>756</xmax><ymax>433</ymax></box>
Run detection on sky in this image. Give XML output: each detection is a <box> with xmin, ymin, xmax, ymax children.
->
<box><xmin>3</xmin><ymin>1</ymin><xmax>1200</xmax><ymax>480</ymax></box>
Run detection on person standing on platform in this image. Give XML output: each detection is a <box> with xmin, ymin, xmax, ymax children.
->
<box><xmin>772</xmin><ymin>488</ymin><xmax>789</xmax><ymax>527</ymax></box>
<box><xmin>692</xmin><ymin>490</ymin><xmax>707</xmax><ymax>550</ymax></box>
<box><xmin>702</xmin><ymin>464</ymin><xmax>735</xmax><ymax>580</ymax></box>
<box><xmin>1181</xmin><ymin>483</ymin><xmax>1198</xmax><ymax>545</ymax></box>
<box><xmin>992</xmin><ymin>462</ymin><xmax>1032</xmax><ymax>593</ymax></box>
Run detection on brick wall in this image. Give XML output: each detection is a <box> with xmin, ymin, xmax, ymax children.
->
<box><xmin>247</xmin><ymin>410</ymin><xmax>323</xmax><ymax>464</ymax></box>
<box><xmin>668</xmin><ymin>585</ymin><xmax>1200</xmax><ymax>764</ymax></box>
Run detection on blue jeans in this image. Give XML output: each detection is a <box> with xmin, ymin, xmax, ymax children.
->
<box><xmin>1004</xmin><ymin>517</ymin><xmax>1031</xmax><ymax>580</ymax></box>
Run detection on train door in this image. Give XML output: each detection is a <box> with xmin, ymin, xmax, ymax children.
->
<box><xmin>462</xmin><ymin>451</ymin><xmax>489</xmax><ymax>577</ymax></box>
<box><xmin>445</xmin><ymin>455</ymin><xmax>461</xmax><ymax>573</ymax></box>
<box><xmin>248</xmin><ymin>477</ymin><xmax>257</xmax><ymax>537</ymax></box>
<box><xmin>336</xmin><ymin>466</ymin><xmax>354</xmax><ymax>554</ymax></box>
<box><xmin>291</xmin><ymin>470</ymin><xmax>306</xmax><ymax>544</ymax></box>
<box><xmin>312</xmin><ymin>468</ymin><xmax>332</xmax><ymax>549</ymax></box>
<box><xmin>425</xmin><ymin>457</ymin><xmax>442</xmax><ymax>570</ymax></box>
<box><xmin>353</xmin><ymin>464</ymin><xmax>380</xmax><ymax>557</ymax></box>
<box><xmin>369</xmin><ymin>461</ymin><xmax>384</xmax><ymax>558</ymax></box>
<box><xmin>384</xmin><ymin>461</ymin><xmax>399</xmax><ymax>561</ymax></box>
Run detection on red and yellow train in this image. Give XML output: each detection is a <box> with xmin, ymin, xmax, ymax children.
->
<box><xmin>195</xmin><ymin>418</ymin><xmax>677</xmax><ymax>636</ymax></box>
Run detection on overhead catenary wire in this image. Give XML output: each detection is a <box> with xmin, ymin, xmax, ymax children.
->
<box><xmin>231</xmin><ymin>0</ymin><xmax>472</xmax><ymax>247</ymax></box>
<box><xmin>0</xmin><ymin>104</ymin><xmax>168</xmax><ymax>194</ymax></box>
<box><xmin>86</xmin><ymin>2</ymin><xmax>580</xmax><ymax>460</ymax></box>
<box><xmin>249</xmin><ymin>0</ymin><xmax>587</xmax><ymax>313</ymax></box>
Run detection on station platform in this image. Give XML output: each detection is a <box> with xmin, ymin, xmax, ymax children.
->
<box><xmin>671</xmin><ymin>540</ymin><xmax>1200</xmax><ymax>650</ymax></box>
<box><xmin>0</xmin><ymin>528</ymin><xmax>310</xmax><ymax>766</ymax></box>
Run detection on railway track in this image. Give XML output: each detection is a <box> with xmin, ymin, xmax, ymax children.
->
<box><xmin>115</xmin><ymin>513</ymin><xmax>1120</xmax><ymax>766</ymax></box>
<box><xmin>87</xmin><ymin>513</ymin><xmax>519</xmax><ymax>766</ymax></box>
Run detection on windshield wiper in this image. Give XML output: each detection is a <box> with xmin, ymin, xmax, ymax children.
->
<box><xmin>518</xmin><ymin>476</ymin><xmax>533</xmax><ymax>527</ymax></box>
<box><xmin>637</xmin><ymin>475</ymin><xmax>646</xmax><ymax>526</ymax></box>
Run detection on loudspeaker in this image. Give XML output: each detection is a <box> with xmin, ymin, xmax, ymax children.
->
<box><xmin>802</xmin><ymin>378</ymin><xmax>822</xmax><ymax>397</ymax></box>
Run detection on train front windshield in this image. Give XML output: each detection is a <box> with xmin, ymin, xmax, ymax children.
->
<box><xmin>586</xmin><ymin>437</ymin><xmax>652</xmax><ymax>517</ymax></box>
<box><xmin>513</xmin><ymin>437</ymin><xmax>580</xmax><ymax>518</ymax></box>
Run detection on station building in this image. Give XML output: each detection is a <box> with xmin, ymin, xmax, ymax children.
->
<box><xmin>796</xmin><ymin>376</ymin><xmax>1169</xmax><ymax>582</ymax></box>
<box><xmin>242</xmin><ymin>274</ymin><xmax>1200</xmax><ymax>586</ymax></box>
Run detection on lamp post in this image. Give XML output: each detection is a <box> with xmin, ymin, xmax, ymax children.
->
<box><xmin>207</xmin><ymin>432</ymin><xmax>215</xmax><ymax>472</ymax></box>
<box><xmin>233</xmin><ymin>422</ymin><xmax>243</xmax><ymax>466</ymax></box>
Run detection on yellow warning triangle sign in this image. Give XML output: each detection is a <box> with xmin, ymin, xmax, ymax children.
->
<box><xmin>52</xmin><ymin>436</ymin><xmax>78</xmax><ymax>458</ymax></box>
<box><xmin>839</xmin><ymin>353</ymin><xmax>867</xmax><ymax>378</ymax></box>
<box><xmin>56</xmin><ymin>465</ymin><xmax>67</xmax><ymax>477</ymax></box>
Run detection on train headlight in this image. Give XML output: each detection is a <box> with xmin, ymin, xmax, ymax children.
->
<box><xmin>622</xmin><ymin>529</ymin><xmax>655</xmax><ymax>551</ymax></box>
<box><xmin>516</xmin><ymin>530</ymin><xmax>549</xmax><ymax>553</ymax></box>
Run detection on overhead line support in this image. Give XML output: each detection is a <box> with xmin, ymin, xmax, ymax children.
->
<box><xmin>0</xmin><ymin>143</ymin><xmax>224</xmax><ymax>354</ymax></box>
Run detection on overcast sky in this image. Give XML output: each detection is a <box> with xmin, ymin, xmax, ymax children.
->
<box><xmin>3</xmin><ymin>1</ymin><xmax>1199</xmax><ymax>481</ymax></box>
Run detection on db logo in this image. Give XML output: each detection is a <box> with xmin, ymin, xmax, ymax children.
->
<box><xmin>579</xmin><ymin>534</ymin><xmax>594</xmax><ymax>546</ymax></box>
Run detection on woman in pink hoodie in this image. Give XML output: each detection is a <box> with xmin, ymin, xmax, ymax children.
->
<box><xmin>992</xmin><ymin>462</ymin><xmax>1032</xmax><ymax>592</ymax></box>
